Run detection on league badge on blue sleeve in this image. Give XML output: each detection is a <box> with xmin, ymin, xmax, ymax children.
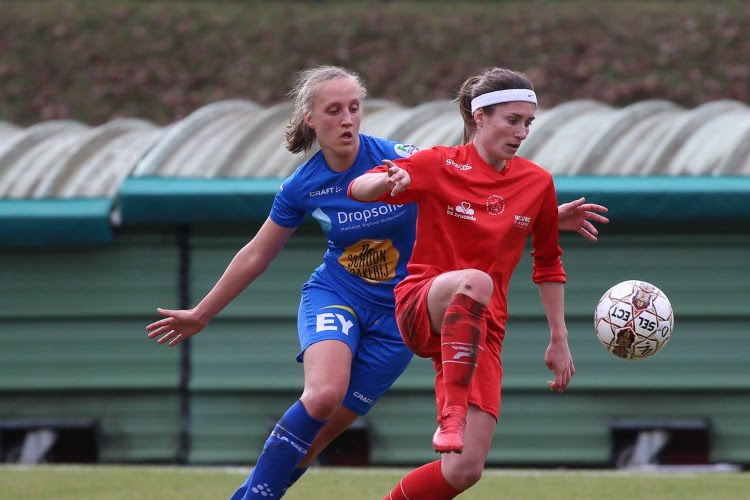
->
<box><xmin>394</xmin><ymin>143</ymin><xmax>418</xmax><ymax>158</ymax></box>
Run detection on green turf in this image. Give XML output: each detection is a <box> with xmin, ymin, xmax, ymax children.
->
<box><xmin>0</xmin><ymin>465</ymin><xmax>748</xmax><ymax>499</ymax></box>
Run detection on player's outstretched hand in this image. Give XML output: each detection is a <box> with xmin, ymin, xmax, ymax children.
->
<box><xmin>558</xmin><ymin>197</ymin><xmax>609</xmax><ymax>242</ymax></box>
<box><xmin>383</xmin><ymin>159</ymin><xmax>411</xmax><ymax>197</ymax></box>
<box><xmin>545</xmin><ymin>339</ymin><xmax>575</xmax><ymax>393</ymax></box>
<box><xmin>146</xmin><ymin>308</ymin><xmax>207</xmax><ymax>347</ymax></box>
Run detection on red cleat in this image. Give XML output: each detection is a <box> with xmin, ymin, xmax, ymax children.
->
<box><xmin>432</xmin><ymin>405</ymin><xmax>467</xmax><ymax>453</ymax></box>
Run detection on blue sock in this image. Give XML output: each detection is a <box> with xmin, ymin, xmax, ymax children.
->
<box><xmin>229</xmin><ymin>401</ymin><xmax>325</xmax><ymax>500</ymax></box>
<box><xmin>281</xmin><ymin>466</ymin><xmax>309</xmax><ymax>495</ymax></box>
<box><xmin>231</xmin><ymin>466</ymin><xmax>310</xmax><ymax>499</ymax></box>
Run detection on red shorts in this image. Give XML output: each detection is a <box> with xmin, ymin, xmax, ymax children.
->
<box><xmin>395</xmin><ymin>277</ymin><xmax>503</xmax><ymax>420</ymax></box>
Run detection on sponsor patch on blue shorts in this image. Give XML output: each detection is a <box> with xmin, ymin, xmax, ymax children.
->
<box><xmin>297</xmin><ymin>280</ymin><xmax>413</xmax><ymax>415</ymax></box>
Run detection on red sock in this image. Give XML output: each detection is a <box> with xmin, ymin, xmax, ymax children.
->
<box><xmin>382</xmin><ymin>460</ymin><xmax>460</xmax><ymax>500</ymax></box>
<box><xmin>440</xmin><ymin>293</ymin><xmax>487</xmax><ymax>409</ymax></box>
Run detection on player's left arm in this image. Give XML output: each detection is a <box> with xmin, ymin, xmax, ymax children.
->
<box><xmin>538</xmin><ymin>281</ymin><xmax>575</xmax><ymax>393</ymax></box>
<box><xmin>558</xmin><ymin>197</ymin><xmax>609</xmax><ymax>241</ymax></box>
<box><xmin>532</xmin><ymin>179</ymin><xmax>574</xmax><ymax>391</ymax></box>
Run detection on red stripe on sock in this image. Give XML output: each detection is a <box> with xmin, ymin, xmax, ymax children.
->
<box><xmin>441</xmin><ymin>293</ymin><xmax>487</xmax><ymax>409</ymax></box>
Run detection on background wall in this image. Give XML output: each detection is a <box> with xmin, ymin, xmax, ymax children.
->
<box><xmin>2</xmin><ymin>210</ymin><xmax>748</xmax><ymax>467</ymax></box>
<box><xmin>1</xmin><ymin>0</ymin><xmax>749</xmax><ymax>469</ymax></box>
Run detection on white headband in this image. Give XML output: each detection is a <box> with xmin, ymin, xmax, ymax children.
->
<box><xmin>470</xmin><ymin>89</ymin><xmax>537</xmax><ymax>113</ymax></box>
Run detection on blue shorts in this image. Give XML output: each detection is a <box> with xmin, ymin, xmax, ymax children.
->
<box><xmin>297</xmin><ymin>280</ymin><xmax>413</xmax><ymax>415</ymax></box>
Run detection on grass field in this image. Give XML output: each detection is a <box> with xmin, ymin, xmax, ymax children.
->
<box><xmin>1</xmin><ymin>465</ymin><xmax>748</xmax><ymax>500</ymax></box>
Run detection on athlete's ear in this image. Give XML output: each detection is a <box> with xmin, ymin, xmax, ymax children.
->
<box><xmin>304</xmin><ymin>111</ymin><xmax>315</xmax><ymax>129</ymax></box>
<box><xmin>473</xmin><ymin>109</ymin><xmax>484</xmax><ymax>128</ymax></box>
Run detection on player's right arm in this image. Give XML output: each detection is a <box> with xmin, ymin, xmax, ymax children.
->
<box><xmin>349</xmin><ymin>159</ymin><xmax>411</xmax><ymax>201</ymax></box>
<box><xmin>146</xmin><ymin>217</ymin><xmax>296</xmax><ymax>346</ymax></box>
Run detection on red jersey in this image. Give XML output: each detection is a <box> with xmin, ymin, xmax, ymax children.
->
<box><xmin>372</xmin><ymin>143</ymin><xmax>565</xmax><ymax>340</ymax></box>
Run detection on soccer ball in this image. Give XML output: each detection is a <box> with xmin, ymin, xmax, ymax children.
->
<box><xmin>594</xmin><ymin>280</ymin><xmax>674</xmax><ymax>360</ymax></box>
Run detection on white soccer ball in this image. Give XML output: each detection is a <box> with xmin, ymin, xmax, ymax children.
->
<box><xmin>594</xmin><ymin>280</ymin><xmax>674</xmax><ymax>360</ymax></box>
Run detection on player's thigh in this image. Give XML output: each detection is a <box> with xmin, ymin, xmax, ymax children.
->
<box><xmin>426</xmin><ymin>269</ymin><xmax>493</xmax><ymax>331</ymax></box>
<box><xmin>297</xmin><ymin>283</ymin><xmax>361</xmax><ymax>396</ymax></box>
<box><xmin>302</xmin><ymin>340</ymin><xmax>353</xmax><ymax>396</ymax></box>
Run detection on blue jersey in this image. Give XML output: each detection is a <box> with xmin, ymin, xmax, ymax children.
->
<box><xmin>270</xmin><ymin>134</ymin><xmax>418</xmax><ymax>313</ymax></box>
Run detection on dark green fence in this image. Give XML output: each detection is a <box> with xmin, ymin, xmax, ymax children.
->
<box><xmin>1</xmin><ymin>178</ymin><xmax>749</xmax><ymax>466</ymax></box>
